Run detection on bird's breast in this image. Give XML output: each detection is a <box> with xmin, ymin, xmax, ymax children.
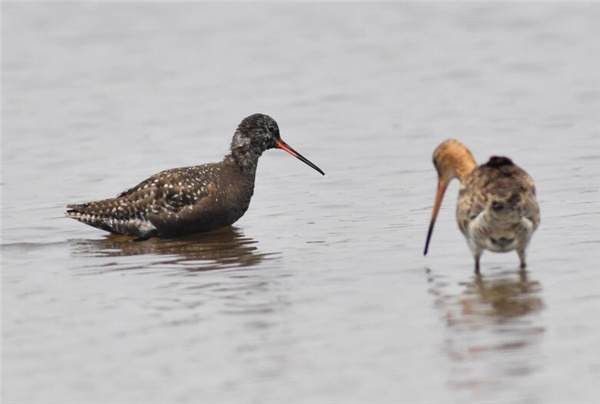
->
<box><xmin>466</xmin><ymin>210</ymin><xmax>534</xmax><ymax>253</ymax></box>
<box><xmin>215</xmin><ymin>168</ymin><xmax>256</xmax><ymax>224</ymax></box>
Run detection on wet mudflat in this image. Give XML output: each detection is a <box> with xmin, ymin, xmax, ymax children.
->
<box><xmin>2</xmin><ymin>3</ymin><xmax>599</xmax><ymax>404</ymax></box>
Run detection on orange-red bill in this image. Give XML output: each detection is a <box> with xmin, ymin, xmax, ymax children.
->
<box><xmin>276</xmin><ymin>139</ymin><xmax>325</xmax><ymax>176</ymax></box>
<box><xmin>424</xmin><ymin>180</ymin><xmax>448</xmax><ymax>255</ymax></box>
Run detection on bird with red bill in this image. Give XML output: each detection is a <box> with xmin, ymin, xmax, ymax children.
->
<box><xmin>67</xmin><ymin>114</ymin><xmax>325</xmax><ymax>238</ymax></box>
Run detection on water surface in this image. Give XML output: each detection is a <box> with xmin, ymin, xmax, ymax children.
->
<box><xmin>3</xmin><ymin>3</ymin><xmax>599</xmax><ymax>404</ymax></box>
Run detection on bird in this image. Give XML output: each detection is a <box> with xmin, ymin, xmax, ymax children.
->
<box><xmin>423</xmin><ymin>139</ymin><xmax>540</xmax><ymax>273</ymax></box>
<box><xmin>66</xmin><ymin>113</ymin><xmax>325</xmax><ymax>238</ymax></box>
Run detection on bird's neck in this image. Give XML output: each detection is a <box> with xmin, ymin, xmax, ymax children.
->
<box><xmin>227</xmin><ymin>131</ymin><xmax>265</xmax><ymax>173</ymax></box>
<box><xmin>225</xmin><ymin>148</ymin><xmax>261</xmax><ymax>174</ymax></box>
<box><xmin>455</xmin><ymin>157</ymin><xmax>478</xmax><ymax>182</ymax></box>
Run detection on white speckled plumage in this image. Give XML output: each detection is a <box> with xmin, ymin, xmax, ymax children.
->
<box><xmin>66</xmin><ymin>114</ymin><xmax>324</xmax><ymax>238</ymax></box>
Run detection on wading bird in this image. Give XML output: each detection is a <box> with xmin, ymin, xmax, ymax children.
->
<box><xmin>67</xmin><ymin>114</ymin><xmax>324</xmax><ymax>238</ymax></box>
<box><xmin>424</xmin><ymin>139</ymin><xmax>539</xmax><ymax>273</ymax></box>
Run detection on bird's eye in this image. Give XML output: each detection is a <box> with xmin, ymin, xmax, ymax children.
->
<box><xmin>267</xmin><ymin>125</ymin><xmax>275</xmax><ymax>134</ymax></box>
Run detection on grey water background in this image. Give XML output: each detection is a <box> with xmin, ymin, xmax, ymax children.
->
<box><xmin>2</xmin><ymin>3</ymin><xmax>599</xmax><ymax>404</ymax></box>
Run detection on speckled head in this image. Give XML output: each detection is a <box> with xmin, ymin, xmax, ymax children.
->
<box><xmin>229</xmin><ymin>113</ymin><xmax>325</xmax><ymax>175</ymax></box>
<box><xmin>231</xmin><ymin>114</ymin><xmax>280</xmax><ymax>155</ymax></box>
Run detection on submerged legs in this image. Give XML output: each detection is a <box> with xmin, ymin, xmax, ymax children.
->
<box><xmin>473</xmin><ymin>250</ymin><xmax>482</xmax><ymax>274</ymax></box>
<box><xmin>518</xmin><ymin>249</ymin><xmax>527</xmax><ymax>269</ymax></box>
<box><xmin>468</xmin><ymin>241</ymin><xmax>483</xmax><ymax>274</ymax></box>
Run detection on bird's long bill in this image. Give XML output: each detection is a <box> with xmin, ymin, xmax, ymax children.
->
<box><xmin>276</xmin><ymin>139</ymin><xmax>325</xmax><ymax>176</ymax></box>
<box><xmin>424</xmin><ymin>180</ymin><xmax>448</xmax><ymax>256</ymax></box>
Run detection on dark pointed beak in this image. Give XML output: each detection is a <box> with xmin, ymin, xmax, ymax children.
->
<box><xmin>276</xmin><ymin>139</ymin><xmax>325</xmax><ymax>176</ymax></box>
<box><xmin>424</xmin><ymin>178</ymin><xmax>448</xmax><ymax>256</ymax></box>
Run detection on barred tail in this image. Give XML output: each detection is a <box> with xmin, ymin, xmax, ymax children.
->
<box><xmin>65</xmin><ymin>199</ymin><xmax>156</xmax><ymax>237</ymax></box>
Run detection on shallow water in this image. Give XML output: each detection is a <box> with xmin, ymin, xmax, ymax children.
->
<box><xmin>2</xmin><ymin>3</ymin><xmax>599</xmax><ymax>404</ymax></box>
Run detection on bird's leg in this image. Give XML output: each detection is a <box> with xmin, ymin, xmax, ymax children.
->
<box><xmin>518</xmin><ymin>249</ymin><xmax>527</xmax><ymax>270</ymax></box>
<box><xmin>469</xmin><ymin>244</ymin><xmax>483</xmax><ymax>274</ymax></box>
<box><xmin>474</xmin><ymin>251</ymin><xmax>482</xmax><ymax>274</ymax></box>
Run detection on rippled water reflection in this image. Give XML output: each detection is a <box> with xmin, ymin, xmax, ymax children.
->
<box><xmin>71</xmin><ymin>227</ymin><xmax>277</xmax><ymax>273</ymax></box>
<box><xmin>427</xmin><ymin>268</ymin><xmax>545</xmax><ymax>397</ymax></box>
<box><xmin>3</xmin><ymin>3</ymin><xmax>599</xmax><ymax>404</ymax></box>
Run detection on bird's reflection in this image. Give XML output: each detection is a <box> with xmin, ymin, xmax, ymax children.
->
<box><xmin>426</xmin><ymin>267</ymin><xmax>545</xmax><ymax>391</ymax></box>
<box><xmin>448</xmin><ymin>270</ymin><xmax>543</xmax><ymax>326</ymax></box>
<box><xmin>72</xmin><ymin>226</ymin><xmax>277</xmax><ymax>272</ymax></box>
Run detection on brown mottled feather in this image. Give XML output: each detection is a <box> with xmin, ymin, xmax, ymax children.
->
<box><xmin>458</xmin><ymin>157</ymin><xmax>540</xmax><ymax>235</ymax></box>
<box><xmin>425</xmin><ymin>139</ymin><xmax>540</xmax><ymax>272</ymax></box>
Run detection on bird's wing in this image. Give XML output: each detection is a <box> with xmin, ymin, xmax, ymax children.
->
<box><xmin>119</xmin><ymin>167</ymin><xmax>227</xmax><ymax>235</ymax></box>
<box><xmin>66</xmin><ymin>165</ymin><xmax>223</xmax><ymax>237</ymax></box>
<box><xmin>457</xmin><ymin>172</ymin><xmax>488</xmax><ymax>235</ymax></box>
<box><xmin>120</xmin><ymin>168</ymin><xmax>214</xmax><ymax>211</ymax></box>
<box><xmin>458</xmin><ymin>162</ymin><xmax>540</xmax><ymax>233</ymax></box>
<box><xmin>512</xmin><ymin>169</ymin><xmax>540</xmax><ymax>229</ymax></box>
